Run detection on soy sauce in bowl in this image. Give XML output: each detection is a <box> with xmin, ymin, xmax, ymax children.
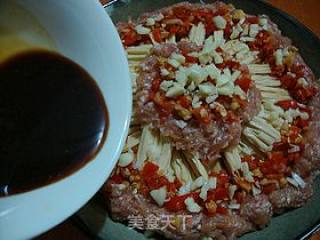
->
<box><xmin>0</xmin><ymin>49</ymin><xmax>108</xmax><ymax>196</ymax></box>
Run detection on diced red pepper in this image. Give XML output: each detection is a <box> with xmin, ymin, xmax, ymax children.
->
<box><xmin>224</xmin><ymin>23</ymin><xmax>232</xmax><ymax>38</ymax></box>
<box><xmin>178</xmin><ymin>95</ymin><xmax>191</xmax><ymax>108</ymax></box>
<box><xmin>142</xmin><ymin>162</ymin><xmax>159</xmax><ymax>179</ymax></box>
<box><xmin>242</xmin><ymin>156</ymin><xmax>258</xmax><ymax>170</ymax></box>
<box><xmin>192</xmin><ymin>107</ymin><xmax>211</xmax><ymax>124</ymax></box>
<box><xmin>279</xmin><ymin>74</ymin><xmax>296</xmax><ymax>89</ymax></box>
<box><xmin>173</xmin><ymin>6</ymin><xmax>191</xmax><ymax>20</ymax></box>
<box><xmin>183</xmin><ymin>54</ymin><xmax>198</xmax><ymax>63</ymax></box>
<box><xmin>235</xmin><ymin>76</ymin><xmax>251</xmax><ymax>93</ymax></box>
<box><xmin>152</xmin><ymin>28</ymin><xmax>162</xmax><ymax>43</ymax></box>
<box><xmin>265</xmin><ymin>174</ymin><xmax>283</xmax><ymax>180</ymax></box>
<box><xmin>276</xmin><ymin>100</ymin><xmax>298</xmax><ymax>110</ymax></box>
<box><xmin>214</xmin><ymin>5</ymin><xmax>229</xmax><ymax>16</ymax></box>
<box><xmin>164</xmin><ymin>192</ymin><xmax>199</xmax><ymax>212</ymax></box>
<box><xmin>260</xmin><ymin>152</ymin><xmax>288</xmax><ymax>175</ymax></box>
<box><xmin>163</xmin><ymin>62</ymin><xmax>177</xmax><ymax>72</ymax></box>
<box><xmin>145</xmin><ymin>175</ymin><xmax>169</xmax><ymax>190</ymax></box>
<box><xmin>262</xmin><ymin>183</ymin><xmax>277</xmax><ymax>194</ymax></box>
<box><xmin>293</xmin><ymin>87</ymin><xmax>317</xmax><ymax>103</ymax></box>
<box><xmin>142</xmin><ymin>162</ymin><xmax>170</xmax><ymax>191</ymax></box>
<box><xmin>174</xmin><ymin>178</ymin><xmax>183</xmax><ymax>189</ymax></box>
<box><xmin>153</xmin><ymin>93</ymin><xmax>175</xmax><ymax>117</ymax></box>
<box><xmin>273</xmin><ymin>140</ymin><xmax>290</xmax><ymax>152</ymax></box>
<box><xmin>216</xmin><ymin>171</ymin><xmax>230</xmax><ymax>187</ymax></box>
<box><xmin>290</xmin><ymin>64</ymin><xmax>305</xmax><ymax>78</ymax></box>
<box><xmin>216</xmin><ymin>206</ymin><xmax>228</xmax><ymax>215</ymax></box>
<box><xmin>167</xmin><ymin>182</ymin><xmax>177</xmax><ymax>194</ymax></box>
<box><xmin>215</xmin><ymin>188</ymin><xmax>229</xmax><ymax>200</ymax></box>
<box><xmin>246</xmin><ymin>16</ymin><xmax>259</xmax><ymax>24</ymax></box>
<box><xmin>109</xmin><ymin>174</ymin><xmax>124</xmax><ymax>184</ymax></box>
<box><xmin>294</xmin><ymin>118</ymin><xmax>309</xmax><ymax>128</ymax></box>
<box><xmin>288</xmin><ymin>152</ymin><xmax>301</xmax><ymax>164</ymax></box>
<box><xmin>206</xmin><ymin>187</ymin><xmax>229</xmax><ymax>201</ymax></box>
<box><xmin>151</xmin><ymin>77</ymin><xmax>161</xmax><ymax>92</ymax></box>
<box><xmin>168</xmin><ymin>25</ymin><xmax>179</xmax><ymax>34</ymax></box>
<box><xmin>205</xmin><ymin>22</ymin><xmax>217</xmax><ymax>36</ymax></box>
<box><xmin>122</xmin><ymin>30</ymin><xmax>138</xmax><ymax>46</ymax></box>
<box><xmin>235</xmin><ymin>191</ymin><xmax>246</xmax><ymax>204</ymax></box>
<box><xmin>288</xmin><ymin>126</ymin><xmax>301</xmax><ymax>142</ymax></box>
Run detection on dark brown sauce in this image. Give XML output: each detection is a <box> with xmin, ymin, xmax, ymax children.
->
<box><xmin>0</xmin><ymin>50</ymin><xmax>108</xmax><ymax>196</ymax></box>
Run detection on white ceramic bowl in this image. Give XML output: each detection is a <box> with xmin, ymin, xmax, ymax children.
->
<box><xmin>0</xmin><ymin>0</ymin><xmax>131</xmax><ymax>239</ymax></box>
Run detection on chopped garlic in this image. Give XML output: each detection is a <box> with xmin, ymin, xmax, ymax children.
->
<box><xmin>199</xmin><ymin>82</ymin><xmax>216</xmax><ymax>96</ymax></box>
<box><xmin>231</xmin><ymin>70</ymin><xmax>241</xmax><ymax>82</ymax></box>
<box><xmin>168</xmin><ymin>58</ymin><xmax>181</xmax><ymax>68</ymax></box>
<box><xmin>211</xmin><ymin>50</ymin><xmax>224</xmax><ymax>64</ymax></box>
<box><xmin>176</xmin><ymin>120</ymin><xmax>187</xmax><ymax>129</ymax></box>
<box><xmin>291</xmin><ymin>172</ymin><xmax>306</xmax><ymax>188</ymax></box>
<box><xmin>166</xmin><ymin>83</ymin><xmax>185</xmax><ymax>97</ymax></box>
<box><xmin>225</xmin><ymin>147</ymin><xmax>242</xmax><ymax>172</ymax></box>
<box><xmin>216</xmin><ymin>73</ymin><xmax>231</xmax><ymax>87</ymax></box>
<box><xmin>178</xmin><ymin>181</ymin><xmax>192</xmax><ymax>195</ymax></box>
<box><xmin>191</xmin><ymin>176</ymin><xmax>205</xmax><ymax>191</ymax></box>
<box><xmin>240</xmin><ymin>37</ymin><xmax>256</xmax><ymax>42</ymax></box>
<box><xmin>286</xmin><ymin>177</ymin><xmax>299</xmax><ymax>188</ymax></box>
<box><xmin>189</xmin><ymin>22</ymin><xmax>206</xmax><ymax>46</ymax></box>
<box><xmin>160</xmin><ymin>80</ymin><xmax>174</xmax><ymax>92</ymax></box>
<box><xmin>205</xmin><ymin>65</ymin><xmax>221</xmax><ymax>80</ymax></box>
<box><xmin>241</xmin><ymin>162</ymin><xmax>254</xmax><ymax>182</ymax></box>
<box><xmin>206</xmin><ymin>95</ymin><xmax>217</xmax><ymax>104</ymax></box>
<box><xmin>185</xmin><ymin>197</ymin><xmax>202</xmax><ymax>213</ymax></box>
<box><xmin>188</xmin><ymin>64</ymin><xmax>208</xmax><ymax>85</ymax></box>
<box><xmin>150</xmin><ymin>186</ymin><xmax>167</xmax><ymax>206</ymax></box>
<box><xmin>297</xmin><ymin>77</ymin><xmax>308</xmax><ymax>87</ymax></box>
<box><xmin>259</xmin><ymin>17</ymin><xmax>268</xmax><ymax>26</ymax></box>
<box><xmin>259</xmin><ymin>17</ymin><xmax>269</xmax><ymax>29</ymax></box>
<box><xmin>192</xmin><ymin>95</ymin><xmax>201</xmax><ymax>108</ymax></box>
<box><xmin>212</xmin><ymin>102</ymin><xmax>228</xmax><ymax>117</ymax></box>
<box><xmin>160</xmin><ymin>68</ymin><xmax>170</xmax><ymax>77</ymax></box>
<box><xmin>213</xmin><ymin>16</ymin><xmax>227</xmax><ymax>29</ymax></box>
<box><xmin>252</xmin><ymin>185</ymin><xmax>262</xmax><ymax>196</ymax></box>
<box><xmin>249</xmin><ymin>24</ymin><xmax>260</xmax><ymax>38</ymax></box>
<box><xmin>217</xmin><ymin>82</ymin><xmax>234</xmax><ymax>96</ymax></box>
<box><xmin>274</xmin><ymin>49</ymin><xmax>283</xmax><ymax>66</ymax></box>
<box><xmin>214</xmin><ymin>30</ymin><xmax>225</xmax><ymax>46</ymax></box>
<box><xmin>228</xmin><ymin>203</ymin><xmax>241</xmax><ymax>209</ymax></box>
<box><xmin>241</xmin><ymin>24</ymin><xmax>249</xmax><ymax>36</ymax></box>
<box><xmin>171</xmin><ymin>53</ymin><xmax>186</xmax><ymax>64</ymax></box>
<box><xmin>199</xmin><ymin>54</ymin><xmax>213</xmax><ymax>64</ymax></box>
<box><xmin>228</xmin><ymin>185</ymin><xmax>238</xmax><ymax>199</ymax></box>
<box><xmin>202</xmin><ymin>36</ymin><xmax>215</xmax><ymax>54</ymax></box>
<box><xmin>200</xmin><ymin>177</ymin><xmax>217</xmax><ymax>200</ymax></box>
<box><xmin>175</xmin><ymin>67</ymin><xmax>188</xmax><ymax>84</ymax></box>
<box><xmin>230</xmin><ymin>27</ymin><xmax>241</xmax><ymax>39</ymax></box>
<box><xmin>135</xmin><ymin>24</ymin><xmax>151</xmax><ymax>34</ymax></box>
<box><xmin>145</xmin><ymin>18</ymin><xmax>155</xmax><ymax>26</ymax></box>
<box><xmin>118</xmin><ymin>151</ymin><xmax>134</xmax><ymax>167</ymax></box>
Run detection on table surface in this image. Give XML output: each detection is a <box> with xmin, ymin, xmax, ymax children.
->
<box><xmin>37</xmin><ymin>0</ymin><xmax>320</xmax><ymax>239</ymax></box>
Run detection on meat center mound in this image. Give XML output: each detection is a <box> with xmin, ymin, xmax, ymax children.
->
<box><xmin>136</xmin><ymin>41</ymin><xmax>262</xmax><ymax>162</ymax></box>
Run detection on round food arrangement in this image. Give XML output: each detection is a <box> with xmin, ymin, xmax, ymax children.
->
<box><xmin>103</xmin><ymin>2</ymin><xmax>320</xmax><ymax>239</ymax></box>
